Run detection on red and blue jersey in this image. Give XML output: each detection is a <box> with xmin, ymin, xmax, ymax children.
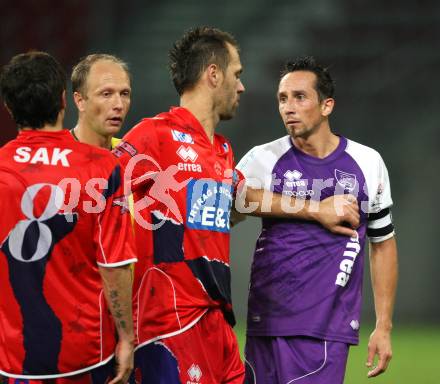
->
<box><xmin>0</xmin><ymin>130</ymin><xmax>136</xmax><ymax>379</ymax></box>
<box><xmin>114</xmin><ymin>107</ymin><xmax>241</xmax><ymax>347</ymax></box>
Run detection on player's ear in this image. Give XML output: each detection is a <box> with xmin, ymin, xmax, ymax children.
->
<box><xmin>73</xmin><ymin>91</ymin><xmax>86</xmax><ymax>112</ymax></box>
<box><xmin>321</xmin><ymin>97</ymin><xmax>334</xmax><ymax>117</ymax></box>
<box><xmin>206</xmin><ymin>63</ymin><xmax>222</xmax><ymax>88</ymax></box>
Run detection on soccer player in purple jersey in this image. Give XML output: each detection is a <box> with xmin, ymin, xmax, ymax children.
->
<box><xmin>236</xmin><ymin>56</ymin><xmax>398</xmax><ymax>383</ymax></box>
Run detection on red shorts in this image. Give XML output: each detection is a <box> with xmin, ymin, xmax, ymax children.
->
<box><xmin>133</xmin><ymin>309</ymin><xmax>245</xmax><ymax>383</ymax></box>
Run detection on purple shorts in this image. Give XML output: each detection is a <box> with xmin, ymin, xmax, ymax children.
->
<box><xmin>245</xmin><ymin>335</ymin><xmax>349</xmax><ymax>384</ymax></box>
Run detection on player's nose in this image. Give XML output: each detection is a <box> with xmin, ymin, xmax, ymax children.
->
<box><xmin>237</xmin><ymin>79</ymin><xmax>245</xmax><ymax>93</ymax></box>
<box><xmin>284</xmin><ymin>99</ymin><xmax>297</xmax><ymax>114</ymax></box>
<box><xmin>113</xmin><ymin>94</ymin><xmax>124</xmax><ymax>110</ymax></box>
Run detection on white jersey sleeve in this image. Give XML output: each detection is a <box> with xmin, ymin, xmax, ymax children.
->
<box><xmin>236</xmin><ymin>136</ymin><xmax>292</xmax><ymax>190</ymax></box>
<box><xmin>345</xmin><ymin>139</ymin><xmax>395</xmax><ymax>242</ymax></box>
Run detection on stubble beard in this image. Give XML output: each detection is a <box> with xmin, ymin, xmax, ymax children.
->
<box><xmin>287</xmin><ymin>124</ymin><xmax>315</xmax><ymax>140</ymax></box>
<box><xmin>219</xmin><ymin>103</ymin><xmax>237</xmax><ymax>121</ymax></box>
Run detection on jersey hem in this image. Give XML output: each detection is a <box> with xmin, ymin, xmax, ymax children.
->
<box><xmin>97</xmin><ymin>258</ymin><xmax>138</xmax><ymax>267</ymax></box>
<box><xmin>368</xmin><ymin>232</ymin><xmax>395</xmax><ymax>243</ymax></box>
<box><xmin>0</xmin><ymin>353</ymin><xmax>114</xmax><ymax>380</ymax></box>
<box><xmin>135</xmin><ymin>309</ymin><xmax>209</xmax><ymax>351</ymax></box>
<box><xmin>246</xmin><ymin>328</ymin><xmax>359</xmax><ymax>345</ymax></box>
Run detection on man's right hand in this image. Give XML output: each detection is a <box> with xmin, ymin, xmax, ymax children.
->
<box><xmin>312</xmin><ymin>194</ymin><xmax>360</xmax><ymax>237</ymax></box>
<box><xmin>109</xmin><ymin>339</ymin><xmax>134</xmax><ymax>384</ymax></box>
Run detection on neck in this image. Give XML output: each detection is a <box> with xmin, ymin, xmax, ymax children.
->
<box><xmin>292</xmin><ymin>124</ymin><xmax>339</xmax><ymax>158</ymax></box>
<box><xmin>22</xmin><ymin>111</ymin><xmax>64</xmax><ymax>132</ymax></box>
<box><xmin>73</xmin><ymin>121</ymin><xmax>112</xmax><ymax>149</ymax></box>
<box><xmin>180</xmin><ymin>90</ymin><xmax>218</xmax><ymax>143</ymax></box>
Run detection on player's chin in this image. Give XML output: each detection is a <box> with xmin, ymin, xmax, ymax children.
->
<box><xmin>219</xmin><ymin>108</ymin><xmax>237</xmax><ymax>121</ymax></box>
<box><xmin>286</xmin><ymin>126</ymin><xmax>304</xmax><ymax>138</ymax></box>
<box><xmin>285</xmin><ymin>126</ymin><xmax>294</xmax><ymax>137</ymax></box>
<box><xmin>105</xmin><ymin>122</ymin><xmax>123</xmax><ymax>133</ymax></box>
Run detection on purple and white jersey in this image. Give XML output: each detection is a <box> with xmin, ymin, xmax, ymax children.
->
<box><xmin>236</xmin><ymin>135</ymin><xmax>394</xmax><ymax>344</ymax></box>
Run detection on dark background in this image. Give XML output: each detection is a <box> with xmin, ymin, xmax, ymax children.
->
<box><xmin>1</xmin><ymin>0</ymin><xmax>439</xmax><ymax>326</ymax></box>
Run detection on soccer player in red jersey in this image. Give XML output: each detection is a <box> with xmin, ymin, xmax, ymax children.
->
<box><xmin>114</xmin><ymin>27</ymin><xmax>246</xmax><ymax>383</ymax></box>
<box><xmin>0</xmin><ymin>52</ymin><xmax>136</xmax><ymax>383</ymax></box>
<box><xmin>71</xmin><ymin>54</ymin><xmax>132</xmax><ymax>150</ymax></box>
<box><xmin>69</xmin><ymin>53</ymin><xmax>138</xmax><ymax>271</ymax></box>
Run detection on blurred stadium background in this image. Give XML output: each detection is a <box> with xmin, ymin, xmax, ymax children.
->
<box><xmin>1</xmin><ymin>0</ymin><xmax>439</xmax><ymax>382</ymax></box>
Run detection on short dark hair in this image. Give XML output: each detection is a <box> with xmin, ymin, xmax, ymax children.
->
<box><xmin>169</xmin><ymin>26</ymin><xmax>239</xmax><ymax>95</ymax></box>
<box><xmin>71</xmin><ymin>53</ymin><xmax>130</xmax><ymax>95</ymax></box>
<box><xmin>0</xmin><ymin>51</ymin><xmax>66</xmax><ymax>129</ymax></box>
<box><xmin>281</xmin><ymin>56</ymin><xmax>335</xmax><ymax>100</ymax></box>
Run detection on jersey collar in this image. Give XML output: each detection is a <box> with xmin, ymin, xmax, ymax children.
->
<box><xmin>18</xmin><ymin>128</ymin><xmax>73</xmax><ymax>140</ymax></box>
<box><xmin>289</xmin><ymin>135</ymin><xmax>348</xmax><ymax>165</ymax></box>
<box><xmin>169</xmin><ymin>107</ymin><xmax>213</xmax><ymax>144</ymax></box>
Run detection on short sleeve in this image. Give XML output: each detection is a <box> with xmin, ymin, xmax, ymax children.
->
<box><xmin>236</xmin><ymin>146</ymin><xmax>272</xmax><ymax>189</ymax></box>
<box><xmin>95</xmin><ymin>164</ymin><xmax>137</xmax><ymax>267</ymax></box>
<box><xmin>367</xmin><ymin>155</ymin><xmax>395</xmax><ymax>242</ymax></box>
<box><xmin>236</xmin><ymin>137</ymin><xmax>292</xmax><ymax>191</ymax></box>
<box><xmin>367</xmin><ymin>154</ymin><xmax>393</xmax><ymax>214</ymax></box>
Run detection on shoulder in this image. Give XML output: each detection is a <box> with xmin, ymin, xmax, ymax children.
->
<box><xmin>214</xmin><ymin>132</ymin><xmax>228</xmax><ymax>144</ymax></box>
<box><xmin>124</xmin><ymin>112</ymin><xmax>178</xmax><ymax>141</ymax></box>
<box><xmin>214</xmin><ymin>133</ymin><xmax>232</xmax><ymax>150</ymax></box>
<box><xmin>127</xmin><ymin>117</ymin><xmax>160</xmax><ymax>134</ymax></box>
<box><xmin>0</xmin><ymin>138</ymin><xmax>17</xmax><ymax>157</ymax></box>
<box><xmin>343</xmin><ymin>137</ymin><xmax>391</xmax><ymax>180</ymax></box>
<box><xmin>120</xmin><ymin>117</ymin><xmax>164</xmax><ymax>154</ymax></box>
<box><xmin>238</xmin><ymin>136</ymin><xmax>291</xmax><ymax>168</ymax></box>
<box><xmin>71</xmin><ymin>140</ymin><xmax>118</xmax><ymax>168</ymax></box>
<box><xmin>345</xmin><ymin>138</ymin><xmax>383</xmax><ymax>161</ymax></box>
<box><xmin>213</xmin><ymin>134</ymin><xmax>235</xmax><ymax>164</ymax></box>
<box><xmin>88</xmin><ymin>143</ymin><xmax>119</xmax><ymax>169</ymax></box>
<box><xmin>59</xmin><ymin>140</ymin><xmax>120</xmax><ymax>182</ymax></box>
<box><xmin>343</xmin><ymin>137</ymin><xmax>393</xmax><ymax>209</ymax></box>
<box><xmin>255</xmin><ymin>135</ymin><xmax>291</xmax><ymax>155</ymax></box>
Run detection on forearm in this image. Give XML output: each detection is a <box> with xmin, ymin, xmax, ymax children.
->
<box><xmin>370</xmin><ymin>237</ymin><xmax>398</xmax><ymax>330</ymax></box>
<box><xmin>235</xmin><ymin>187</ymin><xmax>359</xmax><ymax>236</ymax></box>
<box><xmin>99</xmin><ymin>265</ymin><xmax>134</xmax><ymax>343</ymax></box>
<box><xmin>236</xmin><ymin>187</ymin><xmax>314</xmax><ymax>219</ymax></box>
